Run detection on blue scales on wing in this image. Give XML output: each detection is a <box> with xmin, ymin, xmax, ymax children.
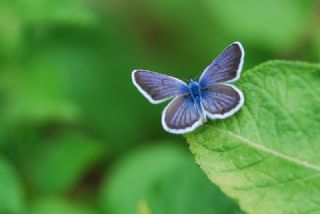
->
<box><xmin>132</xmin><ymin>70</ymin><xmax>188</xmax><ymax>104</ymax></box>
<box><xmin>162</xmin><ymin>94</ymin><xmax>202</xmax><ymax>133</ymax></box>
<box><xmin>201</xmin><ymin>84</ymin><xmax>243</xmax><ymax>119</ymax></box>
<box><xmin>199</xmin><ymin>42</ymin><xmax>244</xmax><ymax>88</ymax></box>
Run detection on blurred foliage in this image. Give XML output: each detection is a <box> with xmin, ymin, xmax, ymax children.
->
<box><xmin>29</xmin><ymin>198</ymin><xmax>96</xmax><ymax>214</ymax></box>
<box><xmin>0</xmin><ymin>156</ymin><xmax>25</xmax><ymax>213</ymax></box>
<box><xmin>101</xmin><ymin>143</ymin><xmax>240</xmax><ymax>214</ymax></box>
<box><xmin>0</xmin><ymin>0</ymin><xmax>319</xmax><ymax>213</ymax></box>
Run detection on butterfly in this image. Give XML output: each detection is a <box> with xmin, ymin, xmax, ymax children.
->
<box><xmin>132</xmin><ymin>42</ymin><xmax>244</xmax><ymax>134</ymax></box>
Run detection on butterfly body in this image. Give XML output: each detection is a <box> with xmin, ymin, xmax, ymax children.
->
<box><xmin>188</xmin><ymin>80</ymin><xmax>206</xmax><ymax>122</ymax></box>
<box><xmin>132</xmin><ymin>42</ymin><xmax>245</xmax><ymax>134</ymax></box>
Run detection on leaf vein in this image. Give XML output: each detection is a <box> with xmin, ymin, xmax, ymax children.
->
<box><xmin>208</xmin><ymin>126</ymin><xmax>320</xmax><ymax>171</ymax></box>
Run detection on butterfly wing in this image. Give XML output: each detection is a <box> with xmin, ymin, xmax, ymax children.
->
<box><xmin>199</xmin><ymin>42</ymin><xmax>244</xmax><ymax>88</ymax></box>
<box><xmin>162</xmin><ymin>94</ymin><xmax>203</xmax><ymax>134</ymax></box>
<box><xmin>201</xmin><ymin>83</ymin><xmax>244</xmax><ymax>119</ymax></box>
<box><xmin>132</xmin><ymin>70</ymin><xmax>188</xmax><ymax>104</ymax></box>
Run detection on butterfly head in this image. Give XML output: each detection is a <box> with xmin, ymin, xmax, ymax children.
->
<box><xmin>188</xmin><ymin>79</ymin><xmax>201</xmax><ymax>97</ymax></box>
<box><xmin>188</xmin><ymin>78</ymin><xmax>197</xmax><ymax>84</ymax></box>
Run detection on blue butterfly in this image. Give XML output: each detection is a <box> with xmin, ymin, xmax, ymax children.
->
<box><xmin>132</xmin><ymin>42</ymin><xmax>244</xmax><ymax>134</ymax></box>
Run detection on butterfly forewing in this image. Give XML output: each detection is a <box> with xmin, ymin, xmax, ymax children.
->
<box><xmin>162</xmin><ymin>95</ymin><xmax>202</xmax><ymax>134</ymax></box>
<box><xmin>199</xmin><ymin>42</ymin><xmax>244</xmax><ymax>88</ymax></box>
<box><xmin>132</xmin><ymin>70</ymin><xmax>188</xmax><ymax>104</ymax></box>
<box><xmin>201</xmin><ymin>84</ymin><xmax>244</xmax><ymax>119</ymax></box>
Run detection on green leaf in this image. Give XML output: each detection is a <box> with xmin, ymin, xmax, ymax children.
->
<box><xmin>100</xmin><ymin>143</ymin><xmax>240</xmax><ymax>214</ymax></box>
<box><xmin>186</xmin><ymin>61</ymin><xmax>320</xmax><ymax>214</ymax></box>
<box><xmin>28</xmin><ymin>133</ymin><xmax>105</xmax><ymax>194</ymax></box>
<box><xmin>30</xmin><ymin>198</ymin><xmax>97</xmax><ymax>214</ymax></box>
<box><xmin>0</xmin><ymin>156</ymin><xmax>25</xmax><ymax>213</ymax></box>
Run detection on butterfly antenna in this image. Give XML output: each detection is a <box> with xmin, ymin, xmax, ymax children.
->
<box><xmin>192</xmin><ymin>73</ymin><xmax>200</xmax><ymax>81</ymax></box>
<box><xmin>181</xmin><ymin>77</ymin><xmax>189</xmax><ymax>82</ymax></box>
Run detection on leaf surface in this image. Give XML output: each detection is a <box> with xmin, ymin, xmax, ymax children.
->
<box><xmin>186</xmin><ymin>61</ymin><xmax>320</xmax><ymax>214</ymax></box>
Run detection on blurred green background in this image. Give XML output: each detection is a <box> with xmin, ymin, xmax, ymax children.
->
<box><xmin>0</xmin><ymin>0</ymin><xmax>319</xmax><ymax>213</ymax></box>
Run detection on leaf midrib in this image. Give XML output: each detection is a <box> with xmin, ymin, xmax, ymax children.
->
<box><xmin>208</xmin><ymin>126</ymin><xmax>320</xmax><ymax>172</ymax></box>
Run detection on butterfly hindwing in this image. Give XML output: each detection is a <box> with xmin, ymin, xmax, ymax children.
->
<box><xmin>162</xmin><ymin>94</ymin><xmax>203</xmax><ymax>134</ymax></box>
<box><xmin>199</xmin><ymin>42</ymin><xmax>244</xmax><ymax>88</ymax></box>
<box><xmin>132</xmin><ymin>70</ymin><xmax>188</xmax><ymax>104</ymax></box>
<box><xmin>201</xmin><ymin>83</ymin><xmax>244</xmax><ymax>119</ymax></box>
